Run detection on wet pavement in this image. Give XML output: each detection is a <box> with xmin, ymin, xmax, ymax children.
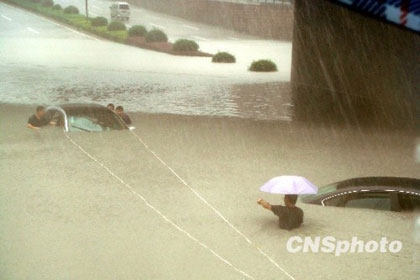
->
<box><xmin>1</xmin><ymin>104</ymin><xmax>419</xmax><ymax>280</ymax></box>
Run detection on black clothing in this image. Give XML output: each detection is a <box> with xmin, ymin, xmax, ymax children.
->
<box><xmin>28</xmin><ymin>114</ymin><xmax>48</xmax><ymax>128</ymax></box>
<box><xmin>271</xmin><ymin>205</ymin><xmax>304</xmax><ymax>230</ymax></box>
<box><xmin>119</xmin><ymin>113</ymin><xmax>132</xmax><ymax>125</ymax></box>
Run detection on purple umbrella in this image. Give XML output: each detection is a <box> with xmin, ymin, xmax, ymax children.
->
<box><xmin>260</xmin><ymin>176</ymin><xmax>318</xmax><ymax>195</ymax></box>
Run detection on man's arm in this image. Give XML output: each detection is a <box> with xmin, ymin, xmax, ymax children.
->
<box><xmin>257</xmin><ymin>198</ymin><xmax>272</xmax><ymax>210</ymax></box>
<box><xmin>125</xmin><ymin>115</ymin><xmax>132</xmax><ymax>125</ymax></box>
<box><xmin>27</xmin><ymin>123</ymin><xmax>39</xmax><ymax>130</ymax></box>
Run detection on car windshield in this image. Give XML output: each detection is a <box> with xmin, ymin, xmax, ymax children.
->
<box><xmin>119</xmin><ymin>4</ymin><xmax>129</xmax><ymax>10</ymax></box>
<box><xmin>65</xmin><ymin>108</ymin><xmax>126</xmax><ymax>132</ymax></box>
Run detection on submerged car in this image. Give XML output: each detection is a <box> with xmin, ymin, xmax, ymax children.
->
<box><xmin>45</xmin><ymin>103</ymin><xmax>129</xmax><ymax>132</ymax></box>
<box><xmin>301</xmin><ymin>177</ymin><xmax>420</xmax><ymax>212</ymax></box>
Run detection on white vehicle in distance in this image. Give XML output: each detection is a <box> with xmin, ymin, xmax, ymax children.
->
<box><xmin>110</xmin><ymin>2</ymin><xmax>130</xmax><ymax>21</ymax></box>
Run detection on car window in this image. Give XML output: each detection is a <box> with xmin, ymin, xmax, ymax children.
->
<box><xmin>45</xmin><ymin>109</ymin><xmax>65</xmax><ymax>127</ymax></box>
<box><xmin>68</xmin><ymin>116</ymin><xmax>107</xmax><ymax>132</ymax></box>
<box><xmin>323</xmin><ymin>195</ymin><xmax>345</xmax><ymax>207</ymax></box>
<box><xmin>119</xmin><ymin>4</ymin><xmax>129</xmax><ymax>10</ymax></box>
<box><xmin>65</xmin><ymin>108</ymin><xmax>126</xmax><ymax>132</ymax></box>
<box><xmin>344</xmin><ymin>192</ymin><xmax>391</xmax><ymax>211</ymax></box>
<box><xmin>398</xmin><ymin>193</ymin><xmax>420</xmax><ymax>211</ymax></box>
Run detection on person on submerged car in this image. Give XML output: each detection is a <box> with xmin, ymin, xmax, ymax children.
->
<box><xmin>115</xmin><ymin>105</ymin><xmax>132</xmax><ymax>125</ymax></box>
<box><xmin>27</xmin><ymin>106</ymin><xmax>55</xmax><ymax>130</ymax></box>
<box><xmin>257</xmin><ymin>195</ymin><xmax>304</xmax><ymax>230</ymax></box>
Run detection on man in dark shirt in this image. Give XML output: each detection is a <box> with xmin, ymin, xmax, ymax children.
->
<box><xmin>27</xmin><ymin>106</ymin><xmax>51</xmax><ymax>130</ymax></box>
<box><xmin>116</xmin><ymin>105</ymin><xmax>132</xmax><ymax>125</ymax></box>
<box><xmin>107</xmin><ymin>103</ymin><xmax>115</xmax><ymax>111</ymax></box>
<box><xmin>257</xmin><ymin>195</ymin><xmax>304</xmax><ymax>230</ymax></box>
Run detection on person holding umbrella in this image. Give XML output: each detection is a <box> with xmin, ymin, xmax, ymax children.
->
<box><xmin>257</xmin><ymin>176</ymin><xmax>318</xmax><ymax>230</ymax></box>
<box><xmin>257</xmin><ymin>195</ymin><xmax>303</xmax><ymax>230</ymax></box>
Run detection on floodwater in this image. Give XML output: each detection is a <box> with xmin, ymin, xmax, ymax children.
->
<box><xmin>1</xmin><ymin>104</ymin><xmax>419</xmax><ymax>279</ymax></box>
<box><xmin>0</xmin><ymin>1</ymin><xmax>292</xmax><ymax>120</ymax></box>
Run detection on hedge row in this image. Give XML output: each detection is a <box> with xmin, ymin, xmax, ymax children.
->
<box><xmin>7</xmin><ymin>0</ymin><xmax>278</xmax><ymax>71</ymax></box>
<box><xmin>173</xmin><ymin>39</ymin><xmax>199</xmax><ymax>52</ymax></box>
<box><xmin>249</xmin><ymin>59</ymin><xmax>277</xmax><ymax>72</ymax></box>
<box><xmin>6</xmin><ymin>0</ymin><xmax>127</xmax><ymax>42</ymax></box>
<box><xmin>90</xmin><ymin>16</ymin><xmax>106</xmax><ymax>27</ymax></box>
<box><xmin>212</xmin><ymin>52</ymin><xmax>236</xmax><ymax>63</ymax></box>
<box><xmin>128</xmin><ymin>25</ymin><xmax>147</xmax><ymax>37</ymax></box>
<box><xmin>145</xmin><ymin>29</ymin><xmax>168</xmax><ymax>43</ymax></box>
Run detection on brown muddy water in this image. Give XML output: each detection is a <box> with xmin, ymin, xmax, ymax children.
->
<box><xmin>0</xmin><ymin>104</ymin><xmax>419</xmax><ymax>280</ymax></box>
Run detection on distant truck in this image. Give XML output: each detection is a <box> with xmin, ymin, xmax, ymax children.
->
<box><xmin>110</xmin><ymin>2</ymin><xmax>131</xmax><ymax>21</ymax></box>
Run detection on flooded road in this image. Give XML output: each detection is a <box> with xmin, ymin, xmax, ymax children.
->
<box><xmin>1</xmin><ymin>2</ymin><xmax>419</xmax><ymax>279</ymax></box>
<box><xmin>1</xmin><ymin>104</ymin><xmax>419</xmax><ymax>280</ymax></box>
<box><xmin>0</xmin><ymin>2</ymin><xmax>292</xmax><ymax>120</ymax></box>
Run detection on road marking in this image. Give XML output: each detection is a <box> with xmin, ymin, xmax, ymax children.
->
<box><xmin>130</xmin><ymin>130</ymin><xmax>296</xmax><ymax>280</ymax></box>
<box><xmin>27</xmin><ymin>27</ymin><xmax>39</xmax><ymax>34</ymax></box>
<box><xmin>38</xmin><ymin>16</ymin><xmax>100</xmax><ymax>41</ymax></box>
<box><xmin>64</xmin><ymin>132</ymin><xmax>255</xmax><ymax>280</ymax></box>
<box><xmin>182</xmin><ymin>24</ymin><xmax>199</xmax><ymax>30</ymax></box>
<box><xmin>150</xmin><ymin>23</ymin><xmax>166</xmax><ymax>30</ymax></box>
<box><xmin>1</xmin><ymin>14</ymin><xmax>12</xmax><ymax>21</ymax></box>
<box><xmin>1</xmin><ymin>1</ymin><xmax>99</xmax><ymax>40</ymax></box>
<box><xmin>191</xmin><ymin>35</ymin><xmax>209</xmax><ymax>41</ymax></box>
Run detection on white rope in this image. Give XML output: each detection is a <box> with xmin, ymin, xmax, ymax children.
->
<box><xmin>130</xmin><ymin>130</ymin><xmax>296</xmax><ymax>280</ymax></box>
<box><xmin>64</xmin><ymin>132</ymin><xmax>255</xmax><ymax>280</ymax></box>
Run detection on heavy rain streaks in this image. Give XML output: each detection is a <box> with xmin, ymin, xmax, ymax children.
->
<box><xmin>1</xmin><ymin>1</ymin><xmax>419</xmax><ymax>280</ymax></box>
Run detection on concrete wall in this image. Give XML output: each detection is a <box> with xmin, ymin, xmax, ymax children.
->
<box><xmin>291</xmin><ymin>0</ymin><xmax>420</xmax><ymax>126</ymax></box>
<box><xmin>130</xmin><ymin>0</ymin><xmax>294</xmax><ymax>40</ymax></box>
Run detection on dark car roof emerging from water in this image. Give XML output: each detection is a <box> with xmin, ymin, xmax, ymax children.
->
<box><xmin>54</xmin><ymin>103</ymin><xmax>128</xmax><ymax>130</ymax></box>
<box><xmin>59</xmin><ymin>103</ymin><xmax>111</xmax><ymax>111</ymax></box>
<box><xmin>301</xmin><ymin>177</ymin><xmax>420</xmax><ymax>204</ymax></box>
<box><xmin>333</xmin><ymin>177</ymin><xmax>420</xmax><ymax>191</ymax></box>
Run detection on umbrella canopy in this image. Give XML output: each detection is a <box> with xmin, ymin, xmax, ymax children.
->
<box><xmin>260</xmin><ymin>176</ymin><xmax>318</xmax><ymax>195</ymax></box>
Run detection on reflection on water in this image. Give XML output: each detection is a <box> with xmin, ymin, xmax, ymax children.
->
<box><xmin>0</xmin><ymin>65</ymin><xmax>292</xmax><ymax>120</ymax></box>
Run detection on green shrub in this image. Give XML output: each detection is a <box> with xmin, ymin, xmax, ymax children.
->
<box><xmin>30</xmin><ymin>0</ymin><xmax>41</xmax><ymax>3</ymax></box>
<box><xmin>145</xmin><ymin>29</ymin><xmax>168</xmax><ymax>43</ymax></box>
<box><xmin>107</xmin><ymin>21</ymin><xmax>126</xmax><ymax>31</ymax></box>
<box><xmin>249</xmin><ymin>59</ymin><xmax>277</xmax><ymax>72</ymax></box>
<box><xmin>41</xmin><ymin>0</ymin><xmax>54</xmax><ymax>7</ymax></box>
<box><xmin>172</xmin><ymin>39</ymin><xmax>199</xmax><ymax>51</ymax></box>
<box><xmin>212</xmin><ymin>52</ymin><xmax>236</xmax><ymax>63</ymax></box>
<box><xmin>128</xmin><ymin>25</ymin><xmax>147</xmax><ymax>37</ymax></box>
<box><xmin>91</xmin><ymin>16</ymin><xmax>108</xmax><ymax>27</ymax></box>
<box><xmin>64</xmin><ymin>5</ymin><xmax>79</xmax><ymax>14</ymax></box>
<box><xmin>52</xmin><ymin>4</ymin><xmax>61</xmax><ymax>10</ymax></box>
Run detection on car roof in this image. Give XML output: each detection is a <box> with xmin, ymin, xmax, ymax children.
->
<box><xmin>335</xmin><ymin>177</ymin><xmax>420</xmax><ymax>190</ymax></box>
<box><xmin>57</xmin><ymin>103</ymin><xmax>109</xmax><ymax>111</ymax></box>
